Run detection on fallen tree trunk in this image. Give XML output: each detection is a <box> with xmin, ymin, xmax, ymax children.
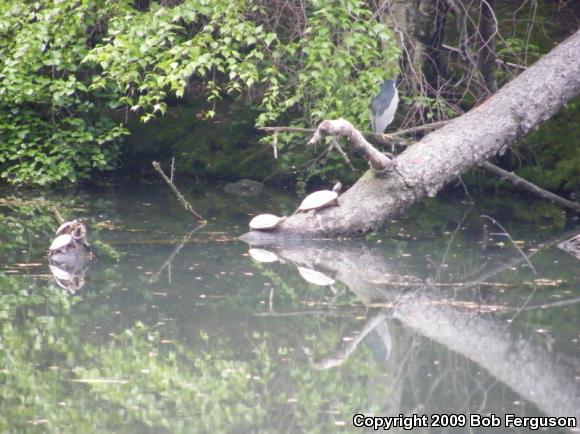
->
<box><xmin>245</xmin><ymin>30</ymin><xmax>580</xmax><ymax>240</ymax></box>
<box><xmin>262</xmin><ymin>123</ymin><xmax>579</xmax><ymax>212</ymax></box>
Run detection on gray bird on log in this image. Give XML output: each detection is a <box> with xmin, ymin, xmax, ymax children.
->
<box><xmin>370</xmin><ymin>79</ymin><xmax>399</xmax><ymax>134</ymax></box>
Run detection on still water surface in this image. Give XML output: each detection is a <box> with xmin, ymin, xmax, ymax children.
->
<box><xmin>1</xmin><ymin>183</ymin><xmax>579</xmax><ymax>433</ymax></box>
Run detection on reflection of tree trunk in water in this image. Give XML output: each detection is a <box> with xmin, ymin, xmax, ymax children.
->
<box><xmin>395</xmin><ymin>294</ymin><xmax>580</xmax><ymax>420</ymax></box>
<box><xmin>248</xmin><ymin>239</ymin><xmax>580</xmax><ymax>419</ymax></box>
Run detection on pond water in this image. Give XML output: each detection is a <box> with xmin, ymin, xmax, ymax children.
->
<box><xmin>1</xmin><ymin>183</ymin><xmax>579</xmax><ymax>433</ymax></box>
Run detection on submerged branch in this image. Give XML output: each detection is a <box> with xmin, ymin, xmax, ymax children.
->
<box><xmin>152</xmin><ymin>161</ymin><xmax>206</xmax><ymax>222</ymax></box>
<box><xmin>480</xmin><ymin>214</ymin><xmax>537</xmax><ymax>275</ymax></box>
<box><xmin>311</xmin><ymin>312</ymin><xmax>388</xmax><ymax>370</ymax></box>
<box><xmin>523</xmin><ymin>296</ymin><xmax>580</xmax><ymax>312</ymax></box>
<box><xmin>481</xmin><ymin>162</ymin><xmax>580</xmax><ymax>212</ymax></box>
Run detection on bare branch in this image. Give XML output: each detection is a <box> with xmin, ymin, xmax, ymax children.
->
<box><xmin>480</xmin><ymin>162</ymin><xmax>580</xmax><ymax>212</ymax></box>
<box><xmin>152</xmin><ymin>161</ymin><xmax>206</xmax><ymax>222</ymax></box>
<box><xmin>331</xmin><ymin>138</ymin><xmax>356</xmax><ymax>171</ymax></box>
<box><xmin>441</xmin><ymin>43</ymin><xmax>526</xmax><ymax>70</ymax></box>
<box><xmin>258</xmin><ymin>126</ymin><xmax>314</xmax><ymax>134</ymax></box>
<box><xmin>307</xmin><ymin>119</ymin><xmax>393</xmax><ymax>171</ymax></box>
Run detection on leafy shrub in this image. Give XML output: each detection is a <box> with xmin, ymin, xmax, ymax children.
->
<box><xmin>1</xmin><ymin>0</ymin><xmax>398</xmax><ymax>186</ymax></box>
<box><xmin>0</xmin><ymin>1</ymin><xmax>129</xmax><ymax>185</ymax></box>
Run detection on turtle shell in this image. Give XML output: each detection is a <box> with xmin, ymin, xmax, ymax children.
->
<box><xmin>298</xmin><ymin>190</ymin><xmax>338</xmax><ymax>212</ymax></box>
<box><xmin>249</xmin><ymin>214</ymin><xmax>284</xmax><ymax>231</ymax></box>
<box><xmin>56</xmin><ymin>220</ymin><xmax>77</xmax><ymax>236</ymax></box>
<box><xmin>49</xmin><ymin>234</ymin><xmax>74</xmax><ymax>253</ymax></box>
<box><xmin>49</xmin><ymin>264</ymin><xmax>73</xmax><ymax>281</ymax></box>
<box><xmin>56</xmin><ymin>220</ymin><xmax>87</xmax><ymax>240</ymax></box>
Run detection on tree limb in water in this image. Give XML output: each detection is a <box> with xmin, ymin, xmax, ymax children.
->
<box><xmin>238</xmin><ymin>239</ymin><xmax>580</xmax><ymax>418</ymax></box>
<box><xmin>311</xmin><ymin>312</ymin><xmax>388</xmax><ymax>370</ymax></box>
<box><xmin>152</xmin><ymin>161</ymin><xmax>206</xmax><ymax>222</ymax></box>
<box><xmin>480</xmin><ymin>161</ymin><xmax>580</xmax><ymax>212</ymax></box>
<box><xmin>243</xmin><ymin>30</ymin><xmax>580</xmax><ymax>240</ymax></box>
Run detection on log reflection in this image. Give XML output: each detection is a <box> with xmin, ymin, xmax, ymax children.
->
<box><xmin>241</xmin><ymin>236</ymin><xmax>580</xmax><ymax>422</ymax></box>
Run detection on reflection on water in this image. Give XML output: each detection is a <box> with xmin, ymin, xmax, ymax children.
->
<box><xmin>0</xmin><ymin>184</ymin><xmax>579</xmax><ymax>433</ymax></box>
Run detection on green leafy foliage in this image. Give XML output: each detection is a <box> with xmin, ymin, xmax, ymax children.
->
<box><xmin>515</xmin><ymin>101</ymin><xmax>580</xmax><ymax>194</ymax></box>
<box><xmin>1</xmin><ymin>0</ymin><xmax>398</xmax><ymax>186</ymax></box>
<box><xmin>255</xmin><ymin>1</ymin><xmax>398</xmax><ymax>128</ymax></box>
<box><xmin>0</xmin><ymin>1</ymin><xmax>129</xmax><ymax>185</ymax></box>
<box><xmin>0</xmin><ymin>215</ymin><xmax>376</xmax><ymax>432</ymax></box>
<box><xmin>84</xmin><ymin>1</ymin><xmax>274</xmax><ymax>120</ymax></box>
<box><xmin>255</xmin><ymin>1</ymin><xmax>399</xmax><ymax>183</ymax></box>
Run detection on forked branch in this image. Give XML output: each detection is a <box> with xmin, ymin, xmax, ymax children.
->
<box><xmin>307</xmin><ymin>119</ymin><xmax>393</xmax><ymax>172</ymax></box>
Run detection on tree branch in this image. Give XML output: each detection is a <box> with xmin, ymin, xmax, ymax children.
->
<box><xmin>152</xmin><ymin>161</ymin><xmax>206</xmax><ymax>222</ymax></box>
<box><xmin>242</xmin><ymin>30</ymin><xmax>580</xmax><ymax>239</ymax></box>
<box><xmin>260</xmin><ymin>122</ymin><xmax>580</xmax><ymax>214</ymax></box>
<box><xmin>306</xmin><ymin>119</ymin><xmax>393</xmax><ymax>171</ymax></box>
<box><xmin>480</xmin><ymin>161</ymin><xmax>580</xmax><ymax>212</ymax></box>
<box><xmin>258</xmin><ymin>121</ymin><xmax>450</xmax><ymax>145</ymax></box>
<box><xmin>441</xmin><ymin>43</ymin><xmax>527</xmax><ymax>70</ymax></box>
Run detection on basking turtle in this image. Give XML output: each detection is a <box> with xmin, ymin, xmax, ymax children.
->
<box><xmin>249</xmin><ymin>214</ymin><xmax>286</xmax><ymax>231</ymax></box>
<box><xmin>49</xmin><ymin>221</ymin><xmax>91</xmax><ymax>258</ymax></box>
<box><xmin>296</xmin><ymin>182</ymin><xmax>342</xmax><ymax>213</ymax></box>
<box><xmin>56</xmin><ymin>220</ymin><xmax>77</xmax><ymax>236</ymax></box>
<box><xmin>56</xmin><ymin>219</ymin><xmax>87</xmax><ymax>239</ymax></box>
<box><xmin>49</xmin><ymin>263</ymin><xmax>86</xmax><ymax>293</ymax></box>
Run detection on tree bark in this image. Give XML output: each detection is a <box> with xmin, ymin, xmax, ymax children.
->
<box><xmin>243</xmin><ymin>30</ymin><xmax>580</xmax><ymax>241</ymax></box>
<box><xmin>306</xmin><ymin>119</ymin><xmax>393</xmax><ymax>171</ymax></box>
